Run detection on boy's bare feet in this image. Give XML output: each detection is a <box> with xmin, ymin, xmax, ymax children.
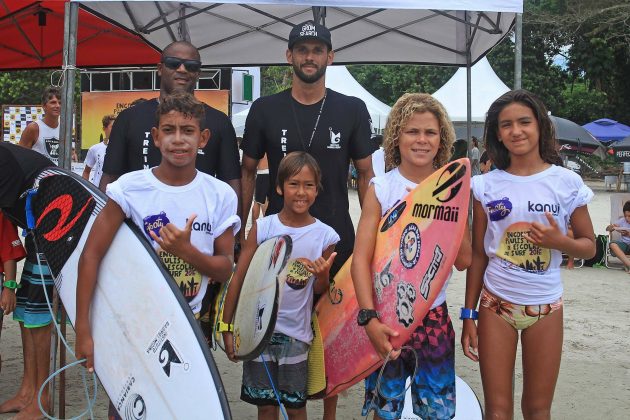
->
<box><xmin>0</xmin><ymin>394</ymin><xmax>32</xmax><ymax>414</ymax></box>
<box><xmin>12</xmin><ymin>400</ymin><xmax>47</xmax><ymax>420</ymax></box>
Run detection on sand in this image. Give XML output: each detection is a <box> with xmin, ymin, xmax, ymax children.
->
<box><xmin>1</xmin><ymin>180</ymin><xmax>629</xmax><ymax>419</ymax></box>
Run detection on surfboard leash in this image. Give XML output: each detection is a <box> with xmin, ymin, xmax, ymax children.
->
<box><xmin>23</xmin><ymin>193</ymin><xmax>99</xmax><ymax>420</ymax></box>
<box><xmin>365</xmin><ymin>345</ymin><xmax>419</xmax><ymax>419</ymax></box>
<box><xmin>261</xmin><ymin>354</ymin><xmax>289</xmax><ymax>420</ymax></box>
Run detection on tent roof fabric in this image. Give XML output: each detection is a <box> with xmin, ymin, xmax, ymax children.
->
<box><xmin>432</xmin><ymin>57</ymin><xmax>510</xmax><ymax>121</ymax></box>
<box><xmin>77</xmin><ymin>0</ymin><xmax>521</xmax><ymax>67</ymax></box>
<box><xmin>582</xmin><ymin>118</ymin><xmax>630</xmax><ymax>143</ymax></box>
<box><xmin>0</xmin><ymin>1</ymin><xmax>160</xmax><ymax>70</ymax></box>
<box><xmin>232</xmin><ymin>65</ymin><xmax>392</xmax><ymax>136</ymax></box>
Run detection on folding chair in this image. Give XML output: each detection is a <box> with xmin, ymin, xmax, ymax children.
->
<box><xmin>605</xmin><ymin>193</ymin><xmax>630</xmax><ymax>269</ymax></box>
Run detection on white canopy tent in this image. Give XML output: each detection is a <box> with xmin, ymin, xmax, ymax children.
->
<box><xmin>55</xmin><ymin>1</ymin><xmax>523</xmax><ymax>168</ymax></box>
<box><xmin>77</xmin><ymin>1</ymin><xmax>521</xmax><ymax>66</ymax></box>
<box><xmin>432</xmin><ymin>57</ymin><xmax>510</xmax><ymax>122</ymax></box>
<box><xmin>232</xmin><ymin>65</ymin><xmax>392</xmax><ymax>137</ymax></box>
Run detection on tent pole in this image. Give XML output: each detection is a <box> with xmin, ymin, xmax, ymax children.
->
<box><xmin>514</xmin><ymin>13</ymin><xmax>523</xmax><ymax>89</ymax></box>
<box><xmin>59</xmin><ymin>1</ymin><xmax>77</xmax><ymax>171</ymax></box>
<box><xmin>466</xmin><ymin>12</ymin><xmax>472</xmax><ymax>145</ymax></box>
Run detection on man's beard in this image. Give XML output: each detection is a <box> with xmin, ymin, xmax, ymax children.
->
<box><xmin>293</xmin><ymin>62</ymin><xmax>327</xmax><ymax>84</ymax></box>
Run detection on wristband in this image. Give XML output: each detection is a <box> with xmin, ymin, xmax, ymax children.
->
<box><xmin>216</xmin><ymin>321</ymin><xmax>234</xmax><ymax>333</ymax></box>
<box><xmin>2</xmin><ymin>280</ymin><xmax>19</xmax><ymax>290</ymax></box>
<box><xmin>459</xmin><ymin>307</ymin><xmax>478</xmax><ymax>320</ymax></box>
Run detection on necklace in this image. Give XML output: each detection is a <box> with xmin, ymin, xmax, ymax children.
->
<box><xmin>289</xmin><ymin>90</ymin><xmax>327</xmax><ymax>151</ymax></box>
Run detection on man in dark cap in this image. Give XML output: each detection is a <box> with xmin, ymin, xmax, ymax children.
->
<box><xmin>239</xmin><ymin>20</ymin><xmax>376</xmax><ymax>419</ymax></box>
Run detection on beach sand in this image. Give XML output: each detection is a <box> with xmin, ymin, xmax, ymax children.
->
<box><xmin>1</xmin><ymin>181</ymin><xmax>629</xmax><ymax>419</ymax></box>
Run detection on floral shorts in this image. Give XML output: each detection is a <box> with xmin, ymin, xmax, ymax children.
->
<box><xmin>480</xmin><ymin>288</ymin><xmax>563</xmax><ymax>330</ymax></box>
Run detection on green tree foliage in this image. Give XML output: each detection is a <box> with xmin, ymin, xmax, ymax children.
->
<box><xmin>0</xmin><ymin>70</ymin><xmax>54</xmax><ymax>104</ymax></box>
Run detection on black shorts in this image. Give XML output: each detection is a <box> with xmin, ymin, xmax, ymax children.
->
<box><xmin>255</xmin><ymin>173</ymin><xmax>270</xmax><ymax>204</ymax></box>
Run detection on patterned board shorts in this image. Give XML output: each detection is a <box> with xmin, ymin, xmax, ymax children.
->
<box><xmin>480</xmin><ymin>287</ymin><xmax>563</xmax><ymax>331</ymax></box>
<box><xmin>241</xmin><ymin>332</ymin><xmax>310</xmax><ymax>409</ymax></box>
<box><xmin>362</xmin><ymin>302</ymin><xmax>456</xmax><ymax>420</ymax></box>
<box><xmin>13</xmin><ymin>260</ymin><xmax>55</xmax><ymax>328</ymax></box>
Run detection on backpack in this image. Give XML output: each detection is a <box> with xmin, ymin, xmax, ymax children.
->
<box><xmin>584</xmin><ymin>234</ymin><xmax>608</xmax><ymax>267</ymax></box>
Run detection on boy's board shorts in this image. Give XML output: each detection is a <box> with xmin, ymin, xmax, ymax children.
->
<box><xmin>611</xmin><ymin>240</ymin><xmax>630</xmax><ymax>254</ymax></box>
<box><xmin>13</xmin><ymin>249</ymin><xmax>55</xmax><ymax>328</ymax></box>
<box><xmin>241</xmin><ymin>332</ymin><xmax>309</xmax><ymax>409</ymax></box>
<box><xmin>362</xmin><ymin>302</ymin><xmax>456</xmax><ymax>420</ymax></box>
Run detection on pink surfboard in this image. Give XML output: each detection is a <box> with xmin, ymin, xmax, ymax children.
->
<box><xmin>314</xmin><ymin>158</ymin><xmax>470</xmax><ymax>397</ymax></box>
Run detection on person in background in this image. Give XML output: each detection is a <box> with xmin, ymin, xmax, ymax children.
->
<box><xmin>83</xmin><ymin>115</ymin><xmax>115</xmax><ymax>186</ymax></box>
<box><xmin>470</xmin><ymin>136</ymin><xmax>481</xmax><ymax>176</ymax></box>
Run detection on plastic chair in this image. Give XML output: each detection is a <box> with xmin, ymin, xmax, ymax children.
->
<box><xmin>605</xmin><ymin>193</ymin><xmax>630</xmax><ymax>269</ymax></box>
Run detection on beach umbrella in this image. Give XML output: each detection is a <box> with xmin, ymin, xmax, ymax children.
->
<box><xmin>582</xmin><ymin>118</ymin><xmax>630</xmax><ymax>144</ymax></box>
<box><xmin>550</xmin><ymin>116</ymin><xmax>606</xmax><ymax>159</ymax></box>
<box><xmin>611</xmin><ymin>136</ymin><xmax>630</xmax><ymax>162</ymax></box>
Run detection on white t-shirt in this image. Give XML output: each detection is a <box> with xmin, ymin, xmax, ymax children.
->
<box><xmin>107</xmin><ymin>169</ymin><xmax>240</xmax><ymax>314</ymax></box>
<box><xmin>256</xmin><ymin>214</ymin><xmax>339</xmax><ymax>344</ymax></box>
<box><xmin>372</xmin><ymin>147</ymin><xmax>386</xmax><ymax>178</ymax></box>
<box><xmin>371</xmin><ymin>168</ymin><xmax>451</xmax><ymax>309</ymax></box>
<box><xmin>84</xmin><ymin>142</ymin><xmax>107</xmax><ymax>187</ymax></box>
<box><xmin>614</xmin><ymin>217</ymin><xmax>630</xmax><ymax>244</ymax></box>
<box><xmin>472</xmin><ymin>165</ymin><xmax>593</xmax><ymax>305</ymax></box>
<box><xmin>470</xmin><ymin>146</ymin><xmax>480</xmax><ymax>176</ymax></box>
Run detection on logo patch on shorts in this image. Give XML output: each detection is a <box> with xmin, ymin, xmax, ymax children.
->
<box><xmin>399</xmin><ymin>223</ymin><xmax>421</xmax><ymax>269</ymax></box>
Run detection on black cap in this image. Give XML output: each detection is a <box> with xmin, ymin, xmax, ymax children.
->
<box><xmin>288</xmin><ymin>21</ymin><xmax>332</xmax><ymax>50</ymax></box>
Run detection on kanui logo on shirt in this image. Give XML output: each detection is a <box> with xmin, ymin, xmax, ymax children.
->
<box><xmin>327</xmin><ymin>127</ymin><xmax>341</xmax><ymax>149</ymax></box>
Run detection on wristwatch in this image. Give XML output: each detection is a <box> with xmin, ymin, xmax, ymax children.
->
<box><xmin>357</xmin><ymin>309</ymin><xmax>380</xmax><ymax>326</ymax></box>
<box><xmin>459</xmin><ymin>307</ymin><xmax>479</xmax><ymax>320</ymax></box>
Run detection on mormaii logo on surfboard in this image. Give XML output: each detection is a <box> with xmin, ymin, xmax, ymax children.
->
<box><xmin>143</xmin><ymin>212</ymin><xmax>170</xmax><ymax>239</ymax></box>
<box><xmin>433</xmin><ymin>161</ymin><xmax>466</xmax><ymax>203</ymax></box>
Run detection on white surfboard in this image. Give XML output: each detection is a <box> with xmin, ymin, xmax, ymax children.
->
<box><xmin>231</xmin><ymin>235</ymin><xmax>292</xmax><ymax>360</ymax></box>
<box><xmin>401</xmin><ymin>376</ymin><xmax>482</xmax><ymax>420</ymax></box>
<box><xmin>30</xmin><ymin>168</ymin><xmax>231</xmax><ymax>419</ymax></box>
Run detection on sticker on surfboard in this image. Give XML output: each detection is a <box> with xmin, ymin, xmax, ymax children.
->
<box><xmin>230</xmin><ymin>235</ymin><xmax>292</xmax><ymax>360</ymax></box>
<box><xmin>315</xmin><ymin>158</ymin><xmax>471</xmax><ymax>398</ymax></box>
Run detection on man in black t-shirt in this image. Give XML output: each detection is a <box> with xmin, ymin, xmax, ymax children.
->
<box><xmin>100</xmin><ymin>41</ymin><xmax>241</xmax><ymax>199</ymax></box>
<box><xmin>241</xmin><ymin>21</ymin><xmax>375</xmax><ymax>274</ymax></box>
<box><xmin>240</xmin><ymin>22</ymin><xmax>375</xmax><ymax>418</ymax></box>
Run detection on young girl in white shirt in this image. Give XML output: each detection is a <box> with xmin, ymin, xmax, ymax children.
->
<box><xmin>461</xmin><ymin>89</ymin><xmax>596</xmax><ymax>419</ymax></box>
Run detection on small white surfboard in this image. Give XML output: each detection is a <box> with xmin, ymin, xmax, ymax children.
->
<box><xmin>401</xmin><ymin>376</ymin><xmax>482</xmax><ymax>420</ymax></box>
<box><xmin>31</xmin><ymin>168</ymin><xmax>231</xmax><ymax>419</ymax></box>
<box><xmin>231</xmin><ymin>235</ymin><xmax>292</xmax><ymax>360</ymax></box>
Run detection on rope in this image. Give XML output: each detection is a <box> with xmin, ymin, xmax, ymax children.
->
<box><xmin>364</xmin><ymin>345</ymin><xmax>419</xmax><ymax>419</ymax></box>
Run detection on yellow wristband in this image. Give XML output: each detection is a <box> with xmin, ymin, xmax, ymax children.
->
<box><xmin>217</xmin><ymin>321</ymin><xmax>233</xmax><ymax>333</ymax></box>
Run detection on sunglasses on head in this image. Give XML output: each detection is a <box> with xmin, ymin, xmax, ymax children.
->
<box><xmin>161</xmin><ymin>56</ymin><xmax>202</xmax><ymax>72</ymax></box>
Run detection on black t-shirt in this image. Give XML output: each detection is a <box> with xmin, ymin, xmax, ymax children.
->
<box><xmin>240</xmin><ymin>88</ymin><xmax>375</xmax><ymax>254</ymax></box>
<box><xmin>103</xmin><ymin>98</ymin><xmax>241</xmax><ymax>181</ymax></box>
<box><xmin>0</xmin><ymin>142</ymin><xmax>54</xmax><ymax>228</ymax></box>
